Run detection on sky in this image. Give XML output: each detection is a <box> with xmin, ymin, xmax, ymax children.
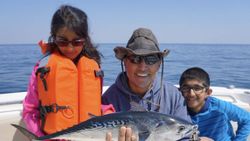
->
<box><xmin>0</xmin><ymin>0</ymin><xmax>250</xmax><ymax>44</ymax></box>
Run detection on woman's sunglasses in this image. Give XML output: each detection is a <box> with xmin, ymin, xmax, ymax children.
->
<box><xmin>54</xmin><ymin>38</ymin><xmax>85</xmax><ymax>47</ymax></box>
<box><xmin>126</xmin><ymin>54</ymin><xmax>161</xmax><ymax>65</ymax></box>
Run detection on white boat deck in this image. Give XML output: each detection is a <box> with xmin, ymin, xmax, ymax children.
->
<box><xmin>0</xmin><ymin>86</ymin><xmax>249</xmax><ymax>141</ymax></box>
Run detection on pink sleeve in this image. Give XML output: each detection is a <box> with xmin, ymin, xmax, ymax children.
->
<box><xmin>22</xmin><ymin>64</ymin><xmax>45</xmax><ymax>137</ymax></box>
<box><xmin>101</xmin><ymin>104</ymin><xmax>115</xmax><ymax>115</ymax></box>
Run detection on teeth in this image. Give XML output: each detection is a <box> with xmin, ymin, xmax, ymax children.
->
<box><xmin>137</xmin><ymin>73</ymin><xmax>148</xmax><ymax>77</ymax></box>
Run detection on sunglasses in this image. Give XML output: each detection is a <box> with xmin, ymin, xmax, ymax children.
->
<box><xmin>54</xmin><ymin>38</ymin><xmax>85</xmax><ymax>47</ymax></box>
<box><xmin>179</xmin><ymin>85</ymin><xmax>207</xmax><ymax>95</ymax></box>
<box><xmin>126</xmin><ymin>54</ymin><xmax>161</xmax><ymax>65</ymax></box>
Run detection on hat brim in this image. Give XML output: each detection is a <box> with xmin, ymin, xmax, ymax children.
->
<box><xmin>114</xmin><ymin>46</ymin><xmax>170</xmax><ymax>60</ymax></box>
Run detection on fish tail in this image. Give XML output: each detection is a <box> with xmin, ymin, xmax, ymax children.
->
<box><xmin>11</xmin><ymin>124</ymin><xmax>39</xmax><ymax>140</ymax></box>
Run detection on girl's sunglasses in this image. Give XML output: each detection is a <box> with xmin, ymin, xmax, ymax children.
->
<box><xmin>54</xmin><ymin>38</ymin><xmax>85</xmax><ymax>47</ymax></box>
<box><xmin>126</xmin><ymin>54</ymin><xmax>161</xmax><ymax>65</ymax></box>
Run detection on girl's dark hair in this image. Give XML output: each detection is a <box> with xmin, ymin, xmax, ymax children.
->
<box><xmin>48</xmin><ymin>5</ymin><xmax>101</xmax><ymax>64</ymax></box>
<box><xmin>179</xmin><ymin>67</ymin><xmax>210</xmax><ymax>87</ymax></box>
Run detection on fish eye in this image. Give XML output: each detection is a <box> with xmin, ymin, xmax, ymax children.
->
<box><xmin>177</xmin><ymin>125</ymin><xmax>186</xmax><ymax>133</ymax></box>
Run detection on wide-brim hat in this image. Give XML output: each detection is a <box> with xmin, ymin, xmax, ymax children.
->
<box><xmin>114</xmin><ymin>28</ymin><xmax>170</xmax><ymax>60</ymax></box>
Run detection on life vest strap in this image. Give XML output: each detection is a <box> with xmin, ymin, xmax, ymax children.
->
<box><xmin>95</xmin><ymin>70</ymin><xmax>104</xmax><ymax>77</ymax></box>
<box><xmin>39</xmin><ymin>103</ymin><xmax>69</xmax><ymax>131</ymax></box>
<box><xmin>36</xmin><ymin>67</ymin><xmax>50</xmax><ymax>91</ymax></box>
<box><xmin>40</xmin><ymin>103</ymin><xmax>69</xmax><ymax>114</ymax></box>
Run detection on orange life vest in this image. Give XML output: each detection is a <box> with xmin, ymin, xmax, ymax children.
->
<box><xmin>36</xmin><ymin>41</ymin><xmax>103</xmax><ymax>134</ymax></box>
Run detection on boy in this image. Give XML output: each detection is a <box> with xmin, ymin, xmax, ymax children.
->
<box><xmin>179</xmin><ymin>67</ymin><xmax>250</xmax><ymax>140</ymax></box>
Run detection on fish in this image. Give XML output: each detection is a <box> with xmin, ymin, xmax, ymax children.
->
<box><xmin>12</xmin><ymin>111</ymin><xmax>198</xmax><ymax>141</ymax></box>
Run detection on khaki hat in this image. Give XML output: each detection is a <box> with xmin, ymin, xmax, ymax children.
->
<box><xmin>114</xmin><ymin>28</ymin><xmax>170</xmax><ymax>60</ymax></box>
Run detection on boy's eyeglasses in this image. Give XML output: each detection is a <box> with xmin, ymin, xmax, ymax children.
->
<box><xmin>54</xmin><ymin>39</ymin><xmax>85</xmax><ymax>47</ymax></box>
<box><xmin>126</xmin><ymin>54</ymin><xmax>161</xmax><ymax>65</ymax></box>
<box><xmin>180</xmin><ymin>85</ymin><xmax>206</xmax><ymax>95</ymax></box>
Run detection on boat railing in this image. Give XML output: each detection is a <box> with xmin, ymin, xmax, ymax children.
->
<box><xmin>0</xmin><ymin>86</ymin><xmax>250</xmax><ymax>141</ymax></box>
<box><xmin>0</xmin><ymin>86</ymin><xmax>249</xmax><ymax>112</ymax></box>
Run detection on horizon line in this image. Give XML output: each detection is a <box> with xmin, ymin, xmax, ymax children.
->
<box><xmin>1</xmin><ymin>42</ymin><xmax>250</xmax><ymax>46</ymax></box>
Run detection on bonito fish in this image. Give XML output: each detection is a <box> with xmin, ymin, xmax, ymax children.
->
<box><xmin>12</xmin><ymin>111</ymin><xmax>198</xmax><ymax>141</ymax></box>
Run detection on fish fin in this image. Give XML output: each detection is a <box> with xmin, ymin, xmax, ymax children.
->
<box><xmin>11</xmin><ymin>124</ymin><xmax>39</xmax><ymax>140</ymax></box>
<box><xmin>88</xmin><ymin>112</ymin><xmax>98</xmax><ymax>118</ymax></box>
<box><xmin>139</xmin><ymin>130</ymin><xmax>150</xmax><ymax>141</ymax></box>
<box><xmin>129</xmin><ymin>101</ymin><xmax>147</xmax><ymax>111</ymax></box>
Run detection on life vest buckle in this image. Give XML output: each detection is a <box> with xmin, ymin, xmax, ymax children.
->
<box><xmin>40</xmin><ymin>103</ymin><xmax>69</xmax><ymax>114</ymax></box>
<box><xmin>39</xmin><ymin>103</ymin><xmax>69</xmax><ymax>132</ymax></box>
<box><xmin>50</xmin><ymin>103</ymin><xmax>69</xmax><ymax>113</ymax></box>
<box><xmin>94</xmin><ymin>70</ymin><xmax>104</xmax><ymax>77</ymax></box>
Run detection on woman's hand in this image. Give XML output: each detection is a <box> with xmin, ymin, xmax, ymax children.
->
<box><xmin>106</xmin><ymin>126</ymin><xmax>137</xmax><ymax>141</ymax></box>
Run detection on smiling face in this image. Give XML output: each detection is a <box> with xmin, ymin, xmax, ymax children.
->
<box><xmin>180</xmin><ymin>79</ymin><xmax>212</xmax><ymax>113</ymax></box>
<box><xmin>55</xmin><ymin>27</ymin><xmax>85</xmax><ymax>60</ymax></box>
<box><xmin>124</xmin><ymin>54</ymin><xmax>161</xmax><ymax>95</ymax></box>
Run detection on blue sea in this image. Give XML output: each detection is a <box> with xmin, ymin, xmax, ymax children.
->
<box><xmin>0</xmin><ymin>43</ymin><xmax>250</xmax><ymax>94</ymax></box>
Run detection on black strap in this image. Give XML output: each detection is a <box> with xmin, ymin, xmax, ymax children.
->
<box><xmin>95</xmin><ymin>70</ymin><xmax>104</xmax><ymax>77</ymax></box>
<box><xmin>40</xmin><ymin>103</ymin><xmax>69</xmax><ymax>113</ymax></box>
<box><xmin>39</xmin><ymin>103</ymin><xmax>69</xmax><ymax>131</ymax></box>
<box><xmin>39</xmin><ymin>101</ymin><xmax>46</xmax><ymax>131</ymax></box>
<box><xmin>36</xmin><ymin>67</ymin><xmax>50</xmax><ymax>91</ymax></box>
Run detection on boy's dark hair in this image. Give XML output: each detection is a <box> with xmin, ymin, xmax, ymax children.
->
<box><xmin>179</xmin><ymin>67</ymin><xmax>210</xmax><ymax>87</ymax></box>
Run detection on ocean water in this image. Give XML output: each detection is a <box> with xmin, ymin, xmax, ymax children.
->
<box><xmin>0</xmin><ymin>43</ymin><xmax>249</xmax><ymax>94</ymax></box>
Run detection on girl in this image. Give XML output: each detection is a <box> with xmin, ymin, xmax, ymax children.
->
<box><xmin>22</xmin><ymin>5</ymin><xmax>114</xmax><ymax>136</ymax></box>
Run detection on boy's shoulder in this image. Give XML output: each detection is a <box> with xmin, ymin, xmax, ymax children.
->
<box><xmin>209</xmin><ymin>96</ymin><xmax>232</xmax><ymax>105</ymax></box>
<box><xmin>209</xmin><ymin>96</ymin><xmax>236</xmax><ymax>112</ymax></box>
